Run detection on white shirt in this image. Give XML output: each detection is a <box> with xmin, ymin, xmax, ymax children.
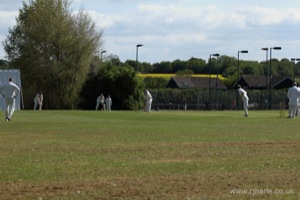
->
<box><xmin>105</xmin><ymin>97</ymin><xmax>112</xmax><ymax>105</ymax></box>
<box><xmin>96</xmin><ymin>96</ymin><xmax>101</xmax><ymax>103</ymax></box>
<box><xmin>287</xmin><ymin>86</ymin><xmax>300</xmax><ymax>106</ymax></box>
<box><xmin>146</xmin><ymin>90</ymin><xmax>152</xmax><ymax>102</ymax></box>
<box><xmin>238</xmin><ymin>88</ymin><xmax>249</xmax><ymax>101</ymax></box>
<box><xmin>0</xmin><ymin>81</ymin><xmax>20</xmax><ymax>100</ymax></box>
<box><xmin>34</xmin><ymin>94</ymin><xmax>39</xmax><ymax>103</ymax></box>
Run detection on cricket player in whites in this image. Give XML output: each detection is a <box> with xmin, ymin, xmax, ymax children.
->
<box><xmin>287</xmin><ymin>82</ymin><xmax>300</xmax><ymax>118</ymax></box>
<box><xmin>145</xmin><ymin>90</ymin><xmax>152</xmax><ymax>113</ymax></box>
<box><xmin>0</xmin><ymin>78</ymin><xmax>20</xmax><ymax>121</ymax></box>
<box><xmin>237</xmin><ymin>85</ymin><xmax>249</xmax><ymax>117</ymax></box>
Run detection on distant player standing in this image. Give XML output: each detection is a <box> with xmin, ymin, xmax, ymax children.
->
<box><xmin>100</xmin><ymin>94</ymin><xmax>105</xmax><ymax>110</ymax></box>
<box><xmin>34</xmin><ymin>93</ymin><xmax>39</xmax><ymax>110</ymax></box>
<box><xmin>237</xmin><ymin>85</ymin><xmax>249</xmax><ymax>117</ymax></box>
<box><xmin>145</xmin><ymin>90</ymin><xmax>152</xmax><ymax>113</ymax></box>
<box><xmin>105</xmin><ymin>95</ymin><xmax>112</xmax><ymax>111</ymax></box>
<box><xmin>34</xmin><ymin>92</ymin><xmax>43</xmax><ymax>110</ymax></box>
<box><xmin>287</xmin><ymin>82</ymin><xmax>300</xmax><ymax>118</ymax></box>
<box><xmin>96</xmin><ymin>94</ymin><xmax>106</xmax><ymax>111</ymax></box>
<box><xmin>39</xmin><ymin>92</ymin><xmax>43</xmax><ymax>110</ymax></box>
<box><xmin>95</xmin><ymin>95</ymin><xmax>101</xmax><ymax>110</ymax></box>
<box><xmin>0</xmin><ymin>78</ymin><xmax>20</xmax><ymax>121</ymax></box>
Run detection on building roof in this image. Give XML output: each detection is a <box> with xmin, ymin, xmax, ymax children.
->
<box><xmin>233</xmin><ymin>75</ymin><xmax>293</xmax><ymax>89</ymax></box>
<box><xmin>165</xmin><ymin>76</ymin><xmax>227</xmax><ymax>90</ymax></box>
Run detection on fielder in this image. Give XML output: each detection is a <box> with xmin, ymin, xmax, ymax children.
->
<box><xmin>105</xmin><ymin>95</ymin><xmax>112</xmax><ymax>111</ymax></box>
<box><xmin>237</xmin><ymin>85</ymin><xmax>249</xmax><ymax>117</ymax></box>
<box><xmin>96</xmin><ymin>94</ymin><xmax>106</xmax><ymax>111</ymax></box>
<box><xmin>0</xmin><ymin>78</ymin><xmax>20</xmax><ymax>121</ymax></box>
<box><xmin>34</xmin><ymin>92</ymin><xmax>43</xmax><ymax>110</ymax></box>
<box><xmin>287</xmin><ymin>82</ymin><xmax>300</xmax><ymax>118</ymax></box>
<box><xmin>145</xmin><ymin>90</ymin><xmax>152</xmax><ymax>113</ymax></box>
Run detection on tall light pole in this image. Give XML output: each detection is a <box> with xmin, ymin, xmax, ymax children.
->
<box><xmin>208</xmin><ymin>53</ymin><xmax>219</xmax><ymax>110</ymax></box>
<box><xmin>269</xmin><ymin>47</ymin><xmax>281</xmax><ymax>79</ymax></box>
<box><xmin>261</xmin><ymin>48</ymin><xmax>269</xmax><ymax>110</ymax></box>
<box><xmin>100</xmin><ymin>50</ymin><xmax>107</xmax><ymax>62</ymax></box>
<box><xmin>237</xmin><ymin>50</ymin><xmax>248</xmax><ymax>79</ymax></box>
<box><xmin>214</xmin><ymin>54</ymin><xmax>220</xmax><ymax>110</ymax></box>
<box><xmin>136</xmin><ymin>44</ymin><xmax>143</xmax><ymax>72</ymax></box>
<box><xmin>215</xmin><ymin>54</ymin><xmax>220</xmax><ymax>86</ymax></box>
<box><xmin>291</xmin><ymin>58</ymin><xmax>300</xmax><ymax>80</ymax></box>
<box><xmin>269</xmin><ymin>47</ymin><xmax>281</xmax><ymax>109</ymax></box>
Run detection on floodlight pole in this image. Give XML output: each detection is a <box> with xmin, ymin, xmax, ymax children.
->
<box><xmin>100</xmin><ymin>50</ymin><xmax>107</xmax><ymax>62</ymax></box>
<box><xmin>291</xmin><ymin>58</ymin><xmax>300</xmax><ymax>81</ymax></box>
<box><xmin>215</xmin><ymin>54</ymin><xmax>220</xmax><ymax>110</ymax></box>
<box><xmin>237</xmin><ymin>50</ymin><xmax>248</xmax><ymax>79</ymax></box>
<box><xmin>269</xmin><ymin>47</ymin><xmax>281</xmax><ymax>109</ymax></box>
<box><xmin>208</xmin><ymin>53</ymin><xmax>219</xmax><ymax>110</ymax></box>
<box><xmin>261</xmin><ymin>48</ymin><xmax>269</xmax><ymax>110</ymax></box>
<box><xmin>136</xmin><ymin>44</ymin><xmax>143</xmax><ymax>72</ymax></box>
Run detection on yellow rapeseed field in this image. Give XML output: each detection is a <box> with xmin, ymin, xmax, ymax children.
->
<box><xmin>137</xmin><ymin>73</ymin><xmax>225</xmax><ymax>80</ymax></box>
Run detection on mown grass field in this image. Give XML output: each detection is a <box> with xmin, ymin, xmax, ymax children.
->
<box><xmin>0</xmin><ymin>110</ymin><xmax>299</xmax><ymax>200</ymax></box>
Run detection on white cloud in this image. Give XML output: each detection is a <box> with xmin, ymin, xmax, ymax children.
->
<box><xmin>1</xmin><ymin>1</ymin><xmax>300</xmax><ymax>62</ymax></box>
<box><xmin>0</xmin><ymin>10</ymin><xmax>18</xmax><ymax>29</ymax></box>
<box><xmin>238</xmin><ymin>6</ymin><xmax>300</xmax><ymax>27</ymax></box>
<box><xmin>87</xmin><ymin>10</ymin><xmax>117</xmax><ymax>28</ymax></box>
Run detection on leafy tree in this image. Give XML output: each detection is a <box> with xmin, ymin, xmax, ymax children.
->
<box><xmin>186</xmin><ymin>57</ymin><xmax>206</xmax><ymax>74</ymax></box>
<box><xmin>90</xmin><ymin>55</ymin><xmax>103</xmax><ymax>75</ymax></box>
<box><xmin>3</xmin><ymin>0</ymin><xmax>103</xmax><ymax>109</ymax></box>
<box><xmin>124</xmin><ymin>60</ymin><xmax>136</xmax><ymax>69</ymax></box>
<box><xmin>0</xmin><ymin>59</ymin><xmax>9</xmax><ymax>69</ymax></box>
<box><xmin>242</xmin><ymin>61</ymin><xmax>262</xmax><ymax>76</ymax></box>
<box><xmin>79</xmin><ymin>63</ymin><xmax>144</xmax><ymax>110</ymax></box>
<box><xmin>172</xmin><ymin>59</ymin><xmax>187</xmax><ymax>73</ymax></box>
<box><xmin>278</xmin><ymin>58</ymin><xmax>293</xmax><ymax>76</ymax></box>
<box><xmin>140</xmin><ymin>62</ymin><xmax>153</xmax><ymax>73</ymax></box>
<box><xmin>152</xmin><ymin>61</ymin><xmax>172</xmax><ymax>73</ymax></box>
<box><xmin>269</xmin><ymin>58</ymin><xmax>279</xmax><ymax>76</ymax></box>
<box><xmin>107</xmin><ymin>54</ymin><xmax>122</xmax><ymax>66</ymax></box>
<box><xmin>243</xmin><ymin>66</ymin><xmax>255</xmax><ymax>75</ymax></box>
<box><xmin>222</xmin><ymin>66</ymin><xmax>237</xmax><ymax>77</ymax></box>
<box><xmin>205</xmin><ymin>58</ymin><xmax>218</xmax><ymax>74</ymax></box>
<box><xmin>218</xmin><ymin>55</ymin><xmax>235</xmax><ymax>75</ymax></box>
<box><xmin>144</xmin><ymin>77</ymin><xmax>167</xmax><ymax>89</ymax></box>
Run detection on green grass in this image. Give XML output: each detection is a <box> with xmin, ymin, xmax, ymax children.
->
<box><xmin>0</xmin><ymin>110</ymin><xmax>299</xmax><ymax>199</ymax></box>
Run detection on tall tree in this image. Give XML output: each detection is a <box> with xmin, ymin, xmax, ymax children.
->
<box><xmin>3</xmin><ymin>0</ymin><xmax>103</xmax><ymax>109</ymax></box>
<box><xmin>152</xmin><ymin>61</ymin><xmax>172</xmax><ymax>73</ymax></box>
<box><xmin>79</xmin><ymin>63</ymin><xmax>144</xmax><ymax>110</ymax></box>
<box><xmin>0</xmin><ymin>59</ymin><xmax>9</xmax><ymax>69</ymax></box>
<box><xmin>278</xmin><ymin>58</ymin><xmax>293</xmax><ymax>76</ymax></box>
<box><xmin>186</xmin><ymin>57</ymin><xmax>206</xmax><ymax>74</ymax></box>
<box><xmin>172</xmin><ymin>59</ymin><xmax>187</xmax><ymax>73</ymax></box>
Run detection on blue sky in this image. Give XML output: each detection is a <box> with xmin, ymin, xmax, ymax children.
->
<box><xmin>1</xmin><ymin>0</ymin><xmax>300</xmax><ymax>63</ymax></box>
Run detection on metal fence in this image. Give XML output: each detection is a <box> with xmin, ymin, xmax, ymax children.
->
<box><xmin>149</xmin><ymin>88</ymin><xmax>288</xmax><ymax>111</ymax></box>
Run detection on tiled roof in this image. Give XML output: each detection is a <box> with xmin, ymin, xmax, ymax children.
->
<box><xmin>165</xmin><ymin>76</ymin><xmax>227</xmax><ymax>90</ymax></box>
<box><xmin>234</xmin><ymin>75</ymin><xmax>293</xmax><ymax>89</ymax></box>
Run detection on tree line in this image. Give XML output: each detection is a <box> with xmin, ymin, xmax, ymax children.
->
<box><xmin>126</xmin><ymin>56</ymin><xmax>298</xmax><ymax>81</ymax></box>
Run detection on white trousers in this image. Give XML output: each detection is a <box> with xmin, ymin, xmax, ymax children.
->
<box><xmin>243</xmin><ymin>98</ymin><xmax>249</xmax><ymax>116</ymax></box>
<box><xmin>288</xmin><ymin>104</ymin><xmax>297</xmax><ymax>118</ymax></box>
<box><xmin>5</xmin><ymin>98</ymin><xmax>16</xmax><ymax>119</ymax></box>
<box><xmin>146</xmin><ymin>100</ymin><xmax>152</xmax><ymax>112</ymax></box>
<box><xmin>95</xmin><ymin>102</ymin><xmax>100</xmax><ymax>110</ymax></box>
<box><xmin>34</xmin><ymin>101</ymin><xmax>38</xmax><ymax>110</ymax></box>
